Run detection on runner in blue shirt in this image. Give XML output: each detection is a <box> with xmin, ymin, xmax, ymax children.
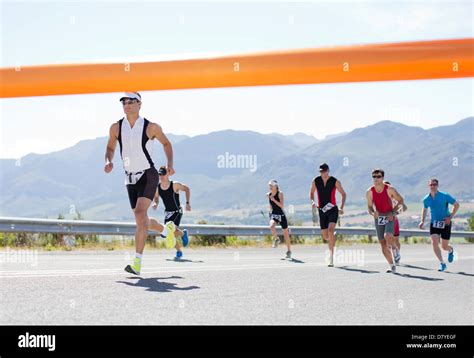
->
<box><xmin>419</xmin><ymin>178</ymin><xmax>460</xmax><ymax>272</ymax></box>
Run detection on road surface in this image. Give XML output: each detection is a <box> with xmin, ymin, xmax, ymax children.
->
<box><xmin>0</xmin><ymin>245</ymin><xmax>472</xmax><ymax>325</ymax></box>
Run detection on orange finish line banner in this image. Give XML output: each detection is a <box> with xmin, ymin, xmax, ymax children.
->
<box><xmin>1</xmin><ymin>38</ymin><xmax>473</xmax><ymax>98</ymax></box>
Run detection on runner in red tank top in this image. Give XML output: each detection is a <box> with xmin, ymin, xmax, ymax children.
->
<box><xmin>366</xmin><ymin>169</ymin><xmax>406</xmax><ymax>273</ymax></box>
<box><xmin>371</xmin><ymin>184</ymin><xmax>393</xmax><ymax>213</ymax></box>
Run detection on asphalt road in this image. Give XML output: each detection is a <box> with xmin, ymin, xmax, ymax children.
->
<box><xmin>0</xmin><ymin>244</ymin><xmax>473</xmax><ymax>325</ymax></box>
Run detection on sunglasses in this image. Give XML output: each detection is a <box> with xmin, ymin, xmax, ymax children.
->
<box><xmin>429</xmin><ymin>183</ymin><xmax>438</xmax><ymax>187</ymax></box>
<box><xmin>121</xmin><ymin>99</ymin><xmax>139</xmax><ymax>105</ymax></box>
<box><xmin>372</xmin><ymin>175</ymin><xmax>383</xmax><ymax>179</ymax></box>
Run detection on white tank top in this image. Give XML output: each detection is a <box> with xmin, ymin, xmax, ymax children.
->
<box><xmin>117</xmin><ymin>116</ymin><xmax>154</xmax><ymax>173</ymax></box>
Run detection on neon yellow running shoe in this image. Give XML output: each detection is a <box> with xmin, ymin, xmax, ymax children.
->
<box><xmin>164</xmin><ymin>222</ymin><xmax>176</xmax><ymax>249</ymax></box>
<box><xmin>124</xmin><ymin>257</ymin><xmax>141</xmax><ymax>275</ymax></box>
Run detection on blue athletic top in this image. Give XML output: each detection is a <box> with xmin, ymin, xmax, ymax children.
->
<box><xmin>422</xmin><ymin>191</ymin><xmax>456</xmax><ymax>223</ymax></box>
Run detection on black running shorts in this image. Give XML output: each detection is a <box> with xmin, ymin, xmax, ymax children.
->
<box><xmin>126</xmin><ymin>167</ymin><xmax>159</xmax><ymax>209</ymax></box>
<box><xmin>270</xmin><ymin>213</ymin><xmax>288</xmax><ymax>229</ymax></box>
<box><xmin>318</xmin><ymin>206</ymin><xmax>339</xmax><ymax>230</ymax></box>
<box><xmin>164</xmin><ymin>208</ymin><xmax>183</xmax><ymax>226</ymax></box>
<box><xmin>430</xmin><ymin>223</ymin><xmax>452</xmax><ymax>241</ymax></box>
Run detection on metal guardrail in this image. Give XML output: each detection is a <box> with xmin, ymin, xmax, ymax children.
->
<box><xmin>0</xmin><ymin>217</ymin><xmax>473</xmax><ymax>239</ymax></box>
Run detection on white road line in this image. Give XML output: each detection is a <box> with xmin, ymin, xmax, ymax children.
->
<box><xmin>0</xmin><ymin>256</ymin><xmax>472</xmax><ymax>278</ymax></box>
<box><xmin>0</xmin><ymin>262</ymin><xmax>322</xmax><ymax>277</ymax></box>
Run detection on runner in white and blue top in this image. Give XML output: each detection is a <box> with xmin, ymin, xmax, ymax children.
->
<box><xmin>419</xmin><ymin>178</ymin><xmax>460</xmax><ymax>272</ymax></box>
<box><xmin>104</xmin><ymin>92</ymin><xmax>175</xmax><ymax>275</ymax></box>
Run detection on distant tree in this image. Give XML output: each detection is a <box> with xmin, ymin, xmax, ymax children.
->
<box><xmin>53</xmin><ymin>213</ymin><xmax>65</xmax><ymax>245</ymax></box>
<box><xmin>468</xmin><ymin>213</ymin><xmax>474</xmax><ymax>231</ymax></box>
<box><xmin>467</xmin><ymin>214</ymin><xmax>474</xmax><ymax>243</ymax></box>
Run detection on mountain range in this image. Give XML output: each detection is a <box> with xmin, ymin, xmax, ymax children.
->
<box><xmin>0</xmin><ymin>117</ymin><xmax>472</xmax><ymax>223</ymax></box>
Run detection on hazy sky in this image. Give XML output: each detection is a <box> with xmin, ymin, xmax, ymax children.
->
<box><xmin>0</xmin><ymin>0</ymin><xmax>473</xmax><ymax>159</ymax></box>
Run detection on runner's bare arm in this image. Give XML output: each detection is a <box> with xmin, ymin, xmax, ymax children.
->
<box><xmin>174</xmin><ymin>182</ymin><xmax>191</xmax><ymax>210</ymax></box>
<box><xmin>174</xmin><ymin>182</ymin><xmax>190</xmax><ymax>198</ymax></box>
<box><xmin>335</xmin><ymin>180</ymin><xmax>347</xmax><ymax>211</ymax></box>
<box><xmin>104</xmin><ymin>123</ymin><xmax>119</xmax><ymax>173</ymax></box>
<box><xmin>419</xmin><ymin>207</ymin><xmax>428</xmax><ymax>229</ymax></box>
<box><xmin>148</xmin><ymin>123</ymin><xmax>174</xmax><ymax>175</ymax></box>
<box><xmin>388</xmin><ymin>186</ymin><xmax>405</xmax><ymax>213</ymax></box>
<box><xmin>152</xmin><ymin>187</ymin><xmax>160</xmax><ymax>207</ymax></box>
<box><xmin>310</xmin><ymin>180</ymin><xmax>316</xmax><ymax>207</ymax></box>
<box><xmin>449</xmin><ymin>201</ymin><xmax>460</xmax><ymax>219</ymax></box>
<box><xmin>271</xmin><ymin>192</ymin><xmax>284</xmax><ymax>209</ymax></box>
<box><xmin>366</xmin><ymin>189</ymin><xmax>375</xmax><ymax>216</ymax></box>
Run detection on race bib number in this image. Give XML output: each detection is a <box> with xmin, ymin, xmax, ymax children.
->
<box><xmin>165</xmin><ymin>208</ymin><xmax>183</xmax><ymax>220</ymax></box>
<box><xmin>432</xmin><ymin>220</ymin><xmax>446</xmax><ymax>229</ymax></box>
<box><xmin>270</xmin><ymin>214</ymin><xmax>282</xmax><ymax>222</ymax></box>
<box><xmin>321</xmin><ymin>203</ymin><xmax>335</xmax><ymax>213</ymax></box>
<box><xmin>377</xmin><ymin>216</ymin><xmax>388</xmax><ymax>226</ymax></box>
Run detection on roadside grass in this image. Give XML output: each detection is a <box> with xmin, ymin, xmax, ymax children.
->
<box><xmin>0</xmin><ymin>232</ymin><xmax>471</xmax><ymax>251</ymax></box>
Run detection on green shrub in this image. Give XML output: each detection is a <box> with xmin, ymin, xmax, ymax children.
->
<box><xmin>71</xmin><ymin>212</ymin><xmax>99</xmax><ymax>246</ymax></box>
<box><xmin>0</xmin><ymin>233</ymin><xmax>17</xmax><ymax>247</ymax></box>
<box><xmin>263</xmin><ymin>235</ymin><xmax>273</xmax><ymax>244</ymax></box>
<box><xmin>290</xmin><ymin>235</ymin><xmax>305</xmax><ymax>244</ymax></box>
<box><xmin>467</xmin><ymin>213</ymin><xmax>474</xmax><ymax>243</ymax></box>
<box><xmin>225</xmin><ymin>236</ymin><xmax>239</xmax><ymax>246</ymax></box>
<box><xmin>192</xmin><ymin>235</ymin><xmax>226</xmax><ymax>246</ymax></box>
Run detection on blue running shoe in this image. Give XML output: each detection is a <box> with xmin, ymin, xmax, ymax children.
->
<box><xmin>174</xmin><ymin>250</ymin><xmax>183</xmax><ymax>261</ymax></box>
<box><xmin>438</xmin><ymin>262</ymin><xmax>447</xmax><ymax>272</ymax></box>
<box><xmin>182</xmin><ymin>229</ymin><xmax>189</xmax><ymax>247</ymax></box>
<box><xmin>394</xmin><ymin>252</ymin><xmax>401</xmax><ymax>264</ymax></box>
<box><xmin>448</xmin><ymin>247</ymin><xmax>454</xmax><ymax>263</ymax></box>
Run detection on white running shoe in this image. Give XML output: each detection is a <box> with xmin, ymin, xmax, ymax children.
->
<box><xmin>272</xmin><ymin>238</ymin><xmax>279</xmax><ymax>248</ymax></box>
<box><xmin>328</xmin><ymin>257</ymin><xmax>334</xmax><ymax>267</ymax></box>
